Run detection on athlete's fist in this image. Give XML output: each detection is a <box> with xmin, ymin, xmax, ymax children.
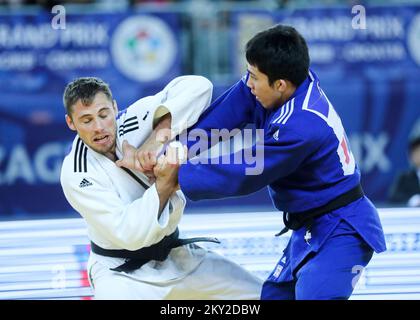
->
<box><xmin>115</xmin><ymin>140</ymin><xmax>142</xmax><ymax>172</ymax></box>
<box><xmin>154</xmin><ymin>143</ymin><xmax>187</xmax><ymax>191</ymax></box>
<box><xmin>115</xmin><ymin>140</ymin><xmax>157</xmax><ymax>183</ymax></box>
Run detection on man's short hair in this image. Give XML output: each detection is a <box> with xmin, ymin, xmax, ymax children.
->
<box><xmin>63</xmin><ymin>77</ymin><xmax>113</xmax><ymax>116</ymax></box>
<box><xmin>245</xmin><ymin>24</ymin><xmax>310</xmax><ymax>87</ymax></box>
<box><xmin>408</xmin><ymin>120</ymin><xmax>420</xmax><ymax>153</ymax></box>
<box><xmin>409</xmin><ymin>137</ymin><xmax>420</xmax><ymax>153</ymax></box>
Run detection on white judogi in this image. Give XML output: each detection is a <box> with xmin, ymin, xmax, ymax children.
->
<box><xmin>60</xmin><ymin>76</ymin><xmax>262</xmax><ymax>299</ymax></box>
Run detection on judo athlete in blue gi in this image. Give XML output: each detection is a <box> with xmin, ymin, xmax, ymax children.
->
<box><xmin>177</xmin><ymin>25</ymin><xmax>387</xmax><ymax>300</ymax></box>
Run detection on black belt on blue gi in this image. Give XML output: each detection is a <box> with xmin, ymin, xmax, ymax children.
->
<box><xmin>276</xmin><ymin>184</ymin><xmax>364</xmax><ymax>237</ymax></box>
<box><xmin>90</xmin><ymin>228</ymin><xmax>220</xmax><ymax>273</ymax></box>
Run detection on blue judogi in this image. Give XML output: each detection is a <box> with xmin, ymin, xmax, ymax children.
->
<box><xmin>178</xmin><ymin>70</ymin><xmax>387</xmax><ymax>299</ymax></box>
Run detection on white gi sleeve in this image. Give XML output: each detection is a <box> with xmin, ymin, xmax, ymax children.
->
<box><xmin>116</xmin><ymin>76</ymin><xmax>212</xmax><ymax>154</ymax></box>
<box><xmin>61</xmin><ymin>171</ymin><xmax>186</xmax><ymax>251</ymax></box>
<box><xmin>153</xmin><ymin>75</ymin><xmax>213</xmax><ymax>138</ymax></box>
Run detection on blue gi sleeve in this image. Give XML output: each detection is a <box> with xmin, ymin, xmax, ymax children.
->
<box><xmin>179</xmin><ymin>125</ymin><xmax>315</xmax><ymax>201</ymax></box>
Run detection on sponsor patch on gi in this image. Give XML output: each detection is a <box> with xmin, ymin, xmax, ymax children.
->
<box><xmin>79</xmin><ymin>178</ymin><xmax>93</xmax><ymax>188</ymax></box>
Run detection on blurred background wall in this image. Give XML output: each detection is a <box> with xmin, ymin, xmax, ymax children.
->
<box><xmin>0</xmin><ymin>0</ymin><xmax>419</xmax><ymax>219</ymax></box>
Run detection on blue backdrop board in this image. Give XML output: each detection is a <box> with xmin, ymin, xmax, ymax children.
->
<box><xmin>0</xmin><ymin>6</ymin><xmax>419</xmax><ymax>218</ymax></box>
<box><xmin>231</xmin><ymin>5</ymin><xmax>420</xmax><ymax>204</ymax></box>
<box><xmin>0</xmin><ymin>11</ymin><xmax>181</xmax><ymax>217</ymax></box>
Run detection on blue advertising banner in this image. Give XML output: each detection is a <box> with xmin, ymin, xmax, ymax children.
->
<box><xmin>230</xmin><ymin>5</ymin><xmax>420</xmax><ymax>204</ymax></box>
<box><xmin>0</xmin><ymin>11</ymin><xmax>181</xmax><ymax>120</ymax></box>
<box><xmin>1</xmin><ymin>6</ymin><xmax>419</xmax><ymax>218</ymax></box>
<box><xmin>233</xmin><ymin>5</ymin><xmax>420</xmax><ymax>78</ymax></box>
<box><xmin>0</xmin><ymin>11</ymin><xmax>181</xmax><ymax>217</ymax></box>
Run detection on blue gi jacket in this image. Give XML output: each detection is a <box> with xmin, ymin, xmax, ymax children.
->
<box><xmin>179</xmin><ymin>70</ymin><xmax>386</xmax><ymax>281</ymax></box>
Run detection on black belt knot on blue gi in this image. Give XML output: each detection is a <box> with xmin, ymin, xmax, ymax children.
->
<box><xmin>90</xmin><ymin>228</ymin><xmax>220</xmax><ymax>273</ymax></box>
<box><xmin>276</xmin><ymin>184</ymin><xmax>364</xmax><ymax>237</ymax></box>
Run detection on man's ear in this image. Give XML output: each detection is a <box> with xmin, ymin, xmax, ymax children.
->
<box><xmin>113</xmin><ymin>99</ymin><xmax>118</xmax><ymax>113</ymax></box>
<box><xmin>275</xmin><ymin>79</ymin><xmax>295</xmax><ymax>94</ymax></box>
<box><xmin>274</xmin><ymin>79</ymin><xmax>287</xmax><ymax>92</ymax></box>
<box><xmin>65</xmin><ymin>114</ymin><xmax>76</xmax><ymax>131</ymax></box>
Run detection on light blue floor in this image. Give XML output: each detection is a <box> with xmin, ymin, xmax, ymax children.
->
<box><xmin>0</xmin><ymin>208</ymin><xmax>419</xmax><ymax>300</ymax></box>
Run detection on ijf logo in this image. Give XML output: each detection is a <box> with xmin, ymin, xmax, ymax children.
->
<box><xmin>111</xmin><ymin>15</ymin><xmax>177</xmax><ymax>82</ymax></box>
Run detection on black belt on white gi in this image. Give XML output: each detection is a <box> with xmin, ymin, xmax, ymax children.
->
<box><xmin>90</xmin><ymin>228</ymin><xmax>220</xmax><ymax>273</ymax></box>
<box><xmin>276</xmin><ymin>184</ymin><xmax>364</xmax><ymax>237</ymax></box>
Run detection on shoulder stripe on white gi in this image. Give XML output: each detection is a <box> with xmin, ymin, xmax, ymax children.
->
<box><xmin>83</xmin><ymin>144</ymin><xmax>88</xmax><ymax>173</ymax></box>
<box><xmin>119</xmin><ymin>125</ymin><xmax>140</xmax><ymax>136</ymax></box>
<box><xmin>123</xmin><ymin>115</ymin><xmax>137</xmax><ymax>123</ymax></box>
<box><xmin>119</xmin><ymin>122</ymin><xmax>139</xmax><ymax>133</ymax></box>
<box><xmin>74</xmin><ymin>138</ymin><xmax>88</xmax><ymax>173</ymax></box>
<box><xmin>119</xmin><ymin>116</ymin><xmax>138</xmax><ymax>129</ymax></box>
<box><xmin>73</xmin><ymin>138</ymin><xmax>81</xmax><ymax>172</ymax></box>
<box><xmin>118</xmin><ymin>116</ymin><xmax>139</xmax><ymax>136</ymax></box>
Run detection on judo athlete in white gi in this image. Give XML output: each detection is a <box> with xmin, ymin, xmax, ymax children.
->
<box><xmin>60</xmin><ymin>76</ymin><xmax>262</xmax><ymax>300</ymax></box>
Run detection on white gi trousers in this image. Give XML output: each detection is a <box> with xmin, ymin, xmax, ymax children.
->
<box><xmin>87</xmin><ymin>246</ymin><xmax>262</xmax><ymax>300</ymax></box>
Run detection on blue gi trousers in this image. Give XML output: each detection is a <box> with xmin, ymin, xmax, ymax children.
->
<box><xmin>261</xmin><ymin>220</ymin><xmax>374</xmax><ymax>300</ymax></box>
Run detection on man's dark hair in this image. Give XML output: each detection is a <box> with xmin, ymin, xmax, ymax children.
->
<box><xmin>408</xmin><ymin>120</ymin><xmax>420</xmax><ymax>153</ymax></box>
<box><xmin>409</xmin><ymin>135</ymin><xmax>420</xmax><ymax>154</ymax></box>
<box><xmin>63</xmin><ymin>77</ymin><xmax>113</xmax><ymax>116</ymax></box>
<box><xmin>245</xmin><ymin>24</ymin><xmax>310</xmax><ymax>87</ymax></box>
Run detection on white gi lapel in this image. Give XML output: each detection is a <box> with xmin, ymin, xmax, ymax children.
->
<box><xmin>87</xmin><ymin>144</ymin><xmax>151</xmax><ymax>204</ymax></box>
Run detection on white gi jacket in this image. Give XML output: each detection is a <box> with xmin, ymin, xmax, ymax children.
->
<box><xmin>60</xmin><ymin>76</ymin><xmax>212</xmax><ymax>284</ymax></box>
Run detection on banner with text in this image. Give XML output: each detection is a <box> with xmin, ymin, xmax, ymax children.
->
<box><xmin>0</xmin><ymin>11</ymin><xmax>181</xmax><ymax>217</ymax></box>
<box><xmin>230</xmin><ymin>5</ymin><xmax>420</xmax><ymax>204</ymax></box>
